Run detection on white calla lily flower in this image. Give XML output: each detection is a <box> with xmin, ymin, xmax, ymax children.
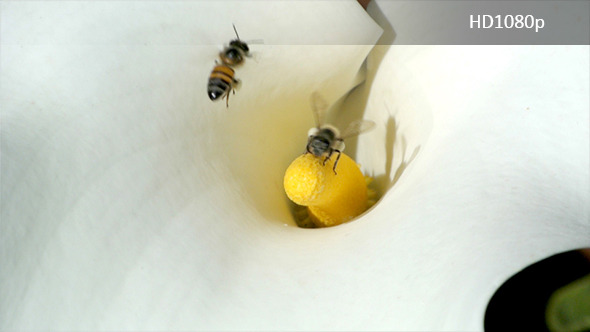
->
<box><xmin>2</xmin><ymin>1</ymin><xmax>588</xmax><ymax>331</ymax></box>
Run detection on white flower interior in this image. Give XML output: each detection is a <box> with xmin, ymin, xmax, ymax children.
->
<box><xmin>2</xmin><ymin>1</ymin><xmax>588</xmax><ymax>331</ymax></box>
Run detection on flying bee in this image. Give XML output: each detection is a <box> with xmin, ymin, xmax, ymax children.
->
<box><xmin>306</xmin><ymin>92</ymin><xmax>376</xmax><ymax>174</ymax></box>
<box><xmin>208</xmin><ymin>24</ymin><xmax>250</xmax><ymax>107</ymax></box>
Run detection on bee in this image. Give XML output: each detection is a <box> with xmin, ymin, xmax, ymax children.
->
<box><xmin>207</xmin><ymin>25</ymin><xmax>250</xmax><ymax>107</ymax></box>
<box><xmin>306</xmin><ymin>92</ymin><xmax>376</xmax><ymax>174</ymax></box>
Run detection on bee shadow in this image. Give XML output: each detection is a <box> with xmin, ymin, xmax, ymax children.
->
<box><xmin>332</xmin><ymin>41</ymin><xmax>391</xmax><ymax>153</ymax></box>
<box><xmin>372</xmin><ymin>115</ymin><xmax>421</xmax><ymax>196</ymax></box>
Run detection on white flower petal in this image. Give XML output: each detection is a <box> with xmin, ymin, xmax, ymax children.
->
<box><xmin>2</xmin><ymin>1</ymin><xmax>588</xmax><ymax>331</ymax></box>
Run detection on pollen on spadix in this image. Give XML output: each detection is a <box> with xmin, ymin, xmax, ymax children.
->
<box><xmin>284</xmin><ymin>153</ymin><xmax>373</xmax><ymax>228</ymax></box>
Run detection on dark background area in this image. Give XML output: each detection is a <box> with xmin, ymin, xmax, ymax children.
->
<box><xmin>484</xmin><ymin>249</ymin><xmax>590</xmax><ymax>331</ymax></box>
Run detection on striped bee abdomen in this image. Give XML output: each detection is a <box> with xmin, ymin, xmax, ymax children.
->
<box><xmin>208</xmin><ymin>65</ymin><xmax>236</xmax><ymax>102</ymax></box>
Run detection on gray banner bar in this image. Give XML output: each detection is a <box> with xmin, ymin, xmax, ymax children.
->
<box><xmin>372</xmin><ymin>0</ymin><xmax>590</xmax><ymax>45</ymax></box>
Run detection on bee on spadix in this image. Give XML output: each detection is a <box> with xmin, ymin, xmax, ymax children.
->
<box><xmin>305</xmin><ymin>92</ymin><xmax>376</xmax><ymax>174</ymax></box>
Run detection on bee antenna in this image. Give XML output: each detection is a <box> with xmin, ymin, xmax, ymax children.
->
<box><xmin>232</xmin><ymin>24</ymin><xmax>241</xmax><ymax>40</ymax></box>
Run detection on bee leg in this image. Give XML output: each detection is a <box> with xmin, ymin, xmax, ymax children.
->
<box><xmin>322</xmin><ymin>150</ymin><xmax>333</xmax><ymax>166</ymax></box>
<box><xmin>225</xmin><ymin>89</ymin><xmax>231</xmax><ymax>107</ymax></box>
<box><xmin>225</xmin><ymin>79</ymin><xmax>239</xmax><ymax>108</ymax></box>
<box><xmin>332</xmin><ymin>150</ymin><xmax>342</xmax><ymax>175</ymax></box>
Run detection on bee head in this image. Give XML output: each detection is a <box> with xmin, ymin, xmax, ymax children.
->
<box><xmin>307</xmin><ymin>136</ymin><xmax>330</xmax><ymax>157</ymax></box>
<box><xmin>230</xmin><ymin>40</ymin><xmax>250</xmax><ymax>54</ymax></box>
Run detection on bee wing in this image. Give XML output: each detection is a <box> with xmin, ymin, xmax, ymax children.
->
<box><xmin>246</xmin><ymin>39</ymin><xmax>265</xmax><ymax>45</ymax></box>
<box><xmin>310</xmin><ymin>92</ymin><xmax>329</xmax><ymax>128</ymax></box>
<box><xmin>340</xmin><ymin>119</ymin><xmax>376</xmax><ymax>139</ymax></box>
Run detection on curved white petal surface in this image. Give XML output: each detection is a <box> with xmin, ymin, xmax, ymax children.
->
<box><xmin>1</xmin><ymin>1</ymin><xmax>588</xmax><ymax>331</ymax></box>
